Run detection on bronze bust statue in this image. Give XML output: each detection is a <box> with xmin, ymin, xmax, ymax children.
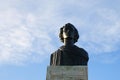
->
<box><xmin>50</xmin><ymin>23</ymin><xmax>89</xmax><ymax>66</ymax></box>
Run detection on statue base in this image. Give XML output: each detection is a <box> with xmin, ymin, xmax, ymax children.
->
<box><xmin>46</xmin><ymin>66</ymin><xmax>88</xmax><ymax>80</ymax></box>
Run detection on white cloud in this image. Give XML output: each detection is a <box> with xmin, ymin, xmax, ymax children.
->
<box><xmin>79</xmin><ymin>8</ymin><xmax>120</xmax><ymax>55</ymax></box>
<box><xmin>0</xmin><ymin>0</ymin><xmax>120</xmax><ymax>65</ymax></box>
<box><xmin>0</xmin><ymin>6</ymin><xmax>57</xmax><ymax>65</ymax></box>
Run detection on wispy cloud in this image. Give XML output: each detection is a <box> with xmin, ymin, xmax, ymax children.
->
<box><xmin>80</xmin><ymin>8</ymin><xmax>120</xmax><ymax>54</ymax></box>
<box><xmin>0</xmin><ymin>0</ymin><xmax>120</xmax><ymax>65</ymax></box>
<box><xmin>0</xmin><ymin>1</ymin><xmax>58</xmax><ymax>65</ymax></box>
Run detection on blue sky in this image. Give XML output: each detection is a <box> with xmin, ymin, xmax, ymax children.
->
<box><xmin>0</xmin><ymin>0</ymin><xmax>120</xmax><ymax>80</ymax></box>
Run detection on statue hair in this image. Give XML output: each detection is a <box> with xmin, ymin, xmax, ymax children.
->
<box><xmin>59</xmin><ymin>23</ymin><xmax>79</xmax><ymax>43</ymax></box>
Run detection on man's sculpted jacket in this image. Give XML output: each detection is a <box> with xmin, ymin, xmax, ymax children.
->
<box><xmin>50</xmin><ymin>45</ymin><xmax>89</xmax><ymax>66</ymax></box>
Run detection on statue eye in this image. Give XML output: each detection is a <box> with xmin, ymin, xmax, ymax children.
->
<box><xmin>63</xmin><ymin>28</ymin><xmax>68</xmax><ymax>32</ymax></box>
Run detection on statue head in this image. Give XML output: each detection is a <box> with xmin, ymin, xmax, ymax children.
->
<box><xmin>59</xmin><ymin>23</ymin><xmax>79</xmax><ymax>43</ymax></box>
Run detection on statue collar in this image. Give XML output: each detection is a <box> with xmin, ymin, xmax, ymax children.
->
<box><xmin>59</xmin><ymin>45</ymin><xmax>78</xmax><ymax>51</ymax></box>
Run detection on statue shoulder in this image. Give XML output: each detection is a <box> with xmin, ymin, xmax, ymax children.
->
<box><xmin>51</xmin><ymin>47</ymin><xmax>62</xmax><ymax>55</ymax></box>
<box><xmin>80</xmin><ymin>48</ymin><xmax>88</xmax><ymax>54</ymax></box>
<box><xmin>74</xmin><ymin>45</ymin><xmax>89</xmax><ymax>58</ymax></box>
<box><xmin>75</xmin><ymin>45</ymin><xmax>88</xmax><ymax>53</ymax></box>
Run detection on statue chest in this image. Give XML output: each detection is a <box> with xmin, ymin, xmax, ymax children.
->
<box><xmin>60</xmin><ymin>50</ymin><xmax>84</xmax><ymax>65</ymax></box>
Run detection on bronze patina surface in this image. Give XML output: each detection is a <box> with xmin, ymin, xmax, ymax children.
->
<box><xmin>50</xmin><ymin>23</ymin><xmax>89</xmax><ymax>66</ymax></box>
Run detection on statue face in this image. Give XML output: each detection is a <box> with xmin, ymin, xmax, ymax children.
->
<box><xmin>62</xmin><ymin>26</ymin><xmax>74</xmax><ymax>39</ymax></box>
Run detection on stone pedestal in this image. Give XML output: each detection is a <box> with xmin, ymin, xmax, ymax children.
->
<box><xmin>46</xmin><ymin>66</ymin><xmax>88</xmax><ymax>80</ymax></box>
